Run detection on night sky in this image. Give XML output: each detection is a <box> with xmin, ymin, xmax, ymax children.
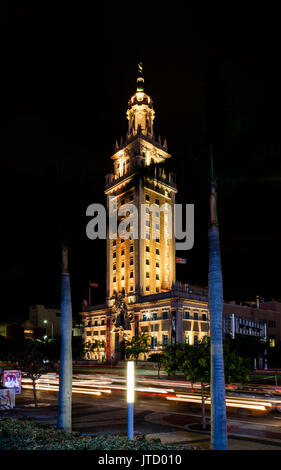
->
<box><xmin>0</xmin><ymin>3</ymin><xmax>280</xmax><ymax>322</ymax></box>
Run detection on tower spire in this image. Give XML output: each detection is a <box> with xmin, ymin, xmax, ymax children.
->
<box><xmin>136</xmin><ymin>62</ymin><xmax>144</xmax><ymax>92</ymax></box>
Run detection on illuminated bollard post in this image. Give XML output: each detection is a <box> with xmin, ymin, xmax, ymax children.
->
<box><xmin>127</xmin><ymin>361</ymin><xmax>134</xmax><ymax>440</ymax></box>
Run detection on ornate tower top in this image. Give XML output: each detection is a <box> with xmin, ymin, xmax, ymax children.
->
<box><xmin>126</xmin><ymin>63</ymin><xmax>155</xmax><ymax>139</ymax></box>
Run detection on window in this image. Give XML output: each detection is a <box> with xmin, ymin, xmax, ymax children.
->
<box><xmin>185</xmin><ymin>335</ymin><xmax>189</xmax><ymax>344</ymax></box>
<box><xmin>155</xmin><ymin>198</ymin><xmax>159</xmax><ymax>206</ymax></box>
<box><xmin>194</xmin><ymin>312</ymin><xmax>199</xmax><ymax>320</ymax></box>
<box><xmin>146</xmin><ymin>286</ymin><xmax>150</xmax><ymax>291</ymax></box>
<box><xmin>130</xmin><ymin>245</ymin><xmax>134</xmax><ymax>252</ymax></box>
<box><xmin>113</xmin><ymin>240</ymin><xmax>116</xmax><ymax>246</ymax></box>
<box><xmin>156</xmin><ymin>274</ymin><xmax>159</xmax><ymax>280</ymax></box>
<box><xmin>156</xmin><ymin>248</ymin><xmax>160</xmax><ymax>255</ymax></box>
<box><xmin>162</xmin><ymin>311</ymin><xmax>169</xmax><ymax>320</ymax></box>
<box><xmin>145</xmin><ymin>194</ymin><xmax>150</xmax><ymax>201</ymax></box>
<box><xmin>162</xmin><ymin>334</ymin><xmax>168</xmax><ymax>346</ymax></box>
<box><xmin>121</xmin><ymin>261</ymin><xmax>125</xmax><ymax>268</ymax></box>
<box><xmin>130</xmin><ymin>271</ymin><xmax>134</xmax><ymax>278</ymax></box>
<box><xmin>146</xmin><ymin>272</ymin><xmax>150</xmax><ymax>278</ymax></box>
<box><xmin>153</xmin><ymin>313</ymin><xmax>157</xmax><ymax>320</ymax></box>
<box><xmin>146</xmin><ymin>220</ymin><xmax>150</xmax><ymax>227</ymax></box>
<box><xmin>156</xmin><ymin>287</ymin><xmax>159</xmax><ymax>292</ymax></box>
<box><xmin>156</xmin><ymin>261</ymin><xmax>160</xmax><ymax>268</ymax></box>
<box><xmin>165</xmin><ymin>239</ymin><xmax>169</xmax><ymax>246</ymax></box>
<box><xmin>121</xmin><ymin>275</ymin><xmax>124</xmax><ymax>281</ymax></box>
<box><xmin>156</xmin><ymin>223</ymin><xmax>160</xmax><ymax>230</ymax></box>
<box><xmin>113</xmin><ymin>252</ymin><xmax>116</xmax><ymax>258</ymax></box>
<box><xmin>202</xmin><ymin>313</ymin><xmax>207</xmax><ymax>322</ymax></box>
<box><xmin>113</xmin><ymin>276</ymin><xmax>116</xmax><ymax>283</ymax></box>
<box><xmin>151</xmin><ymin>336</ymin><xmax>157</xmax><ymax>349</ymax></box>
<box><xmin>165</xmin><ymin>275</ymin><xmax>169</xmax><ymax>282</ymax></box>
<box><xmin>87</xmin><ymin>331</ymin><xmax>91</xmax><ymax>336</ymax></box>
<box><xmin>87</xmin><ymin>321</ymin><xmax>91</xmax><ymax>327</ymax></box>
<box><xmin>194</xmin><ymin>336</ymin><xmax>198</xmax><ymax>346</ymax></box>
<box><xmin>184</xmin><ymin>311</ymin><xmax>190</xmax><ymax>319</ymax></box>
<box><xmin>146</xmin><ymin>233</ymin><xmax>150</xmax><ymax>240</ymax></box>
<box><xmin>94</xmin><ymin>320</ymin><xmax>98</xmax><ymax>326</ymax></box>
<box><xmin>121</xmin><ymin>249</ymin><xmax>125</xmax><ymax>256</ymax></box>
<box><xmin>113</xmin><ymin>264</ymin><xmax>116</xmax><ymax>271</ymax></box>
<box><xmin>130</xmin><ymin>285</ymin><xmax>134</xmax><ymax>291</ymax></box>
<box><xmin>130</xmin><ymin>258</ymin><xmax>133</xmax><ymax>265</ymax></box>
<box><xmin>156</xmin><ymin>211</ymin><xmax>160</xmax><ymax>218</ymax></box>
<box><xmin>145</xmin><ymin>207</ymin><xmax>150</xmax><ymax>214</ymax></box>
<box><xmin>101</xmin><ymin>319</ymin><xmax>105</xmax><ymax>325</ymax></box>
<box><xmin>156</xmin><ymin>236</ymin><xmax>160</xmax><ymax>243</ymax></box>
<box><xmin>146</xmin><ymin>246</ymin><xmax>150</xmax><ymax>252</ymax></box>
<box><xmin>146</xmin><ymin>259</ymin><xmax>150</xmax><ymax>265</ymax></box>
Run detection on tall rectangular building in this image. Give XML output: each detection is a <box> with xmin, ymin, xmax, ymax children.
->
<box><xmin>81</xmin><ymin>67</ymin><xmax>209</xmax><ymax>361</ymax></box>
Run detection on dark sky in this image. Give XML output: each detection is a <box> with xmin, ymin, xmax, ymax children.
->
<box><xmin>0</xmin><ymin>3</ymin><xmax>280</xmax><ymax>322</ymax></box>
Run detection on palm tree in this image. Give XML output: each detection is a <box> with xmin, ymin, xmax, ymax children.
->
<box><xmin>208</xmin><ymin>145</ymin><xmax>228</xmax><ymax>450</ymax></box>
<box><xmin>57</xmin><ymin>245</ymin><xmax>73</xmax><ymax>432</ymax></box>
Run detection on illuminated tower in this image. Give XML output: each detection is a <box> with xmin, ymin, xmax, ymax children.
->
<box><xmin>105</xmin><ymin>64</ymin><xmax>177</xmax><ymax>304</ymax></box>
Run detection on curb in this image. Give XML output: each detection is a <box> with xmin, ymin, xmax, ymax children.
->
<box><xmin>184</xmin><ymin>424</ymin><xmax>281</xmax><ymax>448</ymax></box>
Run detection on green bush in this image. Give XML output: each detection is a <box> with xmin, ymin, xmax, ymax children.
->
<box><xmin>0</xmin><ymin>418</ymin><xmax>203</xmax><ymax>450</ymax></box>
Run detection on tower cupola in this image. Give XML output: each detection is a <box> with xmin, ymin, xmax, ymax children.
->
<box><xmin>126</xmin><ymin>63</ymin><xmax>155</xmax><ymax>139</ymax></box>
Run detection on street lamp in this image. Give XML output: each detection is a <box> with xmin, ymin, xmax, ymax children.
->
<box><xmin>127</xmin><ymin>361</ymin><xmax>134</xmax><ymax>440</ymax></box>
<box><xmin>43</xmin><ymin>319</ymin><xmax>54</xmax><ymax>338</ymax></box>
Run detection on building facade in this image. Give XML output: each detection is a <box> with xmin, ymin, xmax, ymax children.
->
<box><xmin>81</xmin><ymin>69</ymin><xmax>210</xmax><ymax>361</ymax></box>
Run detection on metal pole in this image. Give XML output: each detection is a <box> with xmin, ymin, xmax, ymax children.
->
<box><xmin>231</xmin><ymin>313</ymin><xmax>235</xmax><ymax>339</ymax></box>
<box><xmin>127</xmin><ymin>361</ymin><xmax>134</xmax><ymax>440</ymax></box>
<box><xmin>128</xmin><ymin>403</ymin><xmax>134</xmax><ymax>440</ymax></box>
<box><xmin>264</xmin><ymin>323</ymin><xmax>268</xmax><ymax>370</ymax></box>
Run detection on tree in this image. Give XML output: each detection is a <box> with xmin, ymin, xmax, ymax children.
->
<box><xmin>223</xmin><ymin>342</ymin><xmax>251</xmax><ymax>385</ymax></box>
<box><xmin>162</xmin><ymin>339</ymin><xmax>251</xmax><ymax>432</ymax></box>
<box><xmin>225</xmin><ymin>334</ymin><xmax>267</xmax><ymax>365</ymax></box>
<box><xmin>161</xmin><ymin>344</ymin><xmax>184</xmax><ymax>376</ymax></box>
<box><xmin>208</xmin><ymin>145</ymin><xmax>228</xmax><ymax>450</ymax></box>
<box><xmin>10</xmin><ymin>339</ymin><xmax>55</xmax><ymax>407</ymax></box>
<box><xmin>119</xmin><ymin>333</ymin><xmax>149</xmax><ymax>361</ymax></box>
<box><xmin>148</xmin><ymin>353</ymin><xmax>163</xmax><ymax>378</ymax></box>
<box><xmin>180</xmin><ymin>341</ymin><xmax>210</xmax><ymax>430</ymax></box>
<box><xmin>57</xmin><ymin>245</ymin><xmax>73</xmax><ymax>432</ymax></box>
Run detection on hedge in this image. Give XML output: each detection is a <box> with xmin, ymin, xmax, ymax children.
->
<box><xmin>0</xmin><ymin>418</ymin><xmax>203</xmax><ymax>450</ymax></box>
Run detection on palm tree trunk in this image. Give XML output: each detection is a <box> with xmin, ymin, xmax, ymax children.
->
<box><xmin>201</xmin><ymin>383</ymin><xmax>206</xmax><ymax>430</ymax></box>
<box><xmin>57</xmin><ymin>246</ymin><xmax>72</xmax><ymax>432</ymax></box>
<box><xmin>209</xmin><ymin>223</ymin><xmax>228</xmax><ymax>450</ymax></box>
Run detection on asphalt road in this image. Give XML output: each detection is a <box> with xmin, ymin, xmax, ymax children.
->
<box><xmin>9</xmin><ymin>385</ymin><xmax>281</xmax><ymax>444</ymax></box>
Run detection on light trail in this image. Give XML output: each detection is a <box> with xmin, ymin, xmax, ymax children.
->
<box><xmin>20</xmin><ymin>373</ymin><xmax>281</xmax><ymax>411</ymax></box>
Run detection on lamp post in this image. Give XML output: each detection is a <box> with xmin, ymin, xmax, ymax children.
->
<box><xmin>127</xmin><ymin>361</ymin><xmax>134</xmax><ymax>440</ymax></box>
<box><xmin>43</xmin><ymin>320</ymin><xmax>54</xmax><ymax>338</ymax></box>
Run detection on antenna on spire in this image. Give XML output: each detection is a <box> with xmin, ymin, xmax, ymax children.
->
<box><xmin>136</xmin><ymin>62</ymin><xmax>144</xmax><ymax>92</ymax></box>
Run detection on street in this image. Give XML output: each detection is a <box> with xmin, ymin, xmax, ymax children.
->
<box><xmin>5</xmin><ymin>372</ymin><xmax>281</xmax><ymax>449</ymax></box>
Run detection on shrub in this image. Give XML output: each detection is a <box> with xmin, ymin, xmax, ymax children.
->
<box><xmin>0</xmin><ymin>417</ymin><xmax>203</xmax><ymax>450</ymax></box>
